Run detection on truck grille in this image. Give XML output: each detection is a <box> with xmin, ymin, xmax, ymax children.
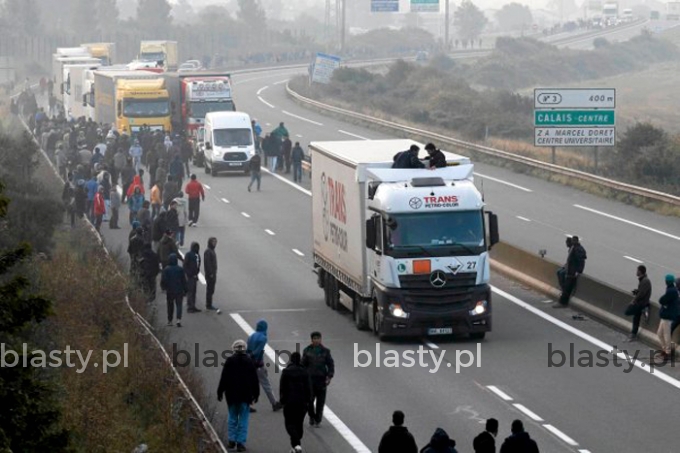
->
<box><xmin>223</xmin><ymin>152</ymin><xmax>247</xmax><ymax>161</ymax></box>
<box><xmin>403</xmin><ymin>290</ymin><xmax>473</xmax><ymax>314</ymax></box>
<box><xmin>399</xmin><ymin>272</ymin><xmax>476</xmax><ymax>290</ymax></box>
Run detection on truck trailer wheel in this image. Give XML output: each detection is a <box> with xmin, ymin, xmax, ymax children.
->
<box><xmin>324</xmin><ymin>274</ymin><xmax>339</xmax><ymax>310</ymax></box>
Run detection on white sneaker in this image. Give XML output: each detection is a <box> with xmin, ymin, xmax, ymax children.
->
<box><xmin>294</xmin><ymin>447</ymin><xmax>302</xmax><ymax>452</ymax></box>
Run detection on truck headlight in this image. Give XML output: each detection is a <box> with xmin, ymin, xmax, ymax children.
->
<box><xmin>470</xmin><ymin>300</ymin><xmax>488</xmax><ymax>316</ymax></box>
<box><xmin>389</xmin><ymin>303</ymin><xmax>409</xmax><ymax>319</ymax></box>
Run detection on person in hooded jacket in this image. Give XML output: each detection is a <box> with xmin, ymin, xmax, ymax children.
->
<box><xmin>160</xmin><ymin>253</ymin><xmax>187</xmax><ymax>327</ymax></box>
<box><xmin>126</xmin><ymin>174</ymin><xmax>145</xmax><ymax>199</ymax></box>
<box><xmin>247</xmin><ymin>320</ymin><xmax>282</xmax><ymax>412</ymax></box>
<box><xmin>139</xmin><ymin>243</ymin><xmax>160</xmax><ymax>301</ymax></box>
<box><xmin>204</xmin><ymin>237</ymin><xmax>218</xmax><ymax>310</ymax></box>
<box><xmin>152</xmin><ymin>211</ymin><xmax>168</xmax><ymax>253</ymax></box>
<box><xmin>169</xmin><ymin>153</ymin><xmax>185</xmax><ymax>188</ymax></box>
<box><xmin>163</xmin><ymin>175</ymin><xmax>179</xmax><ymax>210</ymax></box>
<box><xmin>184</xmin><ymin>242</ymin><xmax>202</xmax><ymax>313</ymax></box>
<box><xmin>173</xmin><ymin>192</ymin><xmax>189</xmax><ymax>247</ymax></box>
<box><xmin>280</xmin><ymin>351</ymin><xmax>312</xmax><ymax>453</ymax></box>
<box><xmin>420</xmin><ymin>427</ymin><xmax>458</xmax><ymax>453</ymax></box>
<box><xmin>499</xmin><ymin>420</ymin><xmax>539</xmax><ymax>453</ymax></box>
<box><xmin>127</xmin><ymin>186</ymin><xmax>145</xmax><ymax>225</ymax></box>
<box><xmin>127</xmin><ymin>226</ymin><xmax>146</xmax><ymax>281</ymax></box>
<box><xmin>158</xmin><ymin>229</ymin><xmax>182</xmax><ymax>269</ymax></box>
<box><xmin>121</xmin><ymin>158</ymin><xmax>135</xmax><ymax>203</ymax></box>
<box><xmin>217</xmin><ymin>339</ymin><xmax>260</xmax><ymax>452</ymax></box>
<box><xmin>657</xmin><ymin>274</ymin><xmax>679</xmax><ymax>360</ymax></box>
<box><xmin>378</xmin><ymin>410</ymin><xmax>418</xmax><ymax>453</ymax></box>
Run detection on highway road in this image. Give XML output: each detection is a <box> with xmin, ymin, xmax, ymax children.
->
<box><xmin>95</xmin><ymin>62</ymin><xmax>680</xmax><ymax>453</ymax></box>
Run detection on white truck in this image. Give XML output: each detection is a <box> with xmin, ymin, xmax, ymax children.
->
<box><xmin>139</xmin><ymin>41</ymin><xmax>179</xmax><ymax>72</ymax></box>
<box><xmin>311</xmin><ymin>139</ymin><xmax>499</xmax><ymax>340</ymax></box>
<box><xmin>53</xmin><ymin>54</ymin><xmax>101</xmax><ymax>103</ymax></box>
<box><xmin>602</xmin><ymin>2</ymin><xmax>619</xmax><ymax>26</ymax></box>
<box><xmin>63</xmin><ymin>63</ymin><xmax>100</xmax><ymax>119</ymax></box>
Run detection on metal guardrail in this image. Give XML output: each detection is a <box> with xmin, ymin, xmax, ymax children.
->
<box><xmin>287</xmin><ymin>84</ymin><xmax>680</xmax><ymax>207</ymax></box>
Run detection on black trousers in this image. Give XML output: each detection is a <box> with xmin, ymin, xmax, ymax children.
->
<box><xmin>188</xmin><ymin>198</ymin><xmax>200</xmax><ymax>223</ymax></box>
<box><xmin>187</xmin><ymin>276</ymin><xmax>197</xmax><ymax>309</ymax></box>
<box><xmin>206</xmin><ymin>275</ymin><xmax>216</xmax><ymax>308</ymax></box>
<box><xmin>284</xmin><ymin>403</ymin><xmax>307</xmax><ymax>448</ymax></box>
<box><xmin>166</xmin><ymin>293</ymin><xmax>183</xmax><ymax>322</ymax></box>
<box><xmin>559</xmin><ymin>275</ymin><xmax>578</xmax><ymax>306</ymax></box>
<box><xmin>308</xmin><ymin>378</ymin><xmax>327</xmax><ymax>423</ymax></box>
<box><xmin>627</xmin><ymin>304</ymin><xmax>645</xmax><ymax>336</ymax></box>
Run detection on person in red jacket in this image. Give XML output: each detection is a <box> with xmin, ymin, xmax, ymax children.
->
<box><xmin>93</xmin><ymin>186</ymin><xmax>107</xmax><ymax>232</ymax></box>
<box><xmin>185</xmin><ymin>174</ymin><xmax>205</xmax><ymax>227</ymax></box>
<box><xmin>126</xmin><ymin>174</ymin><xmax>145</xmax><ymax>199</ymax></box>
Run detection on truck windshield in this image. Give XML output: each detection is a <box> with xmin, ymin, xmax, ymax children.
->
<box><xmin>140</xmin><ymin>52</ymin><xmax>165</xmax><ymax>62</ymax></box>
<box><xmin>123</xmin><ymin>99</ymin><xmax>170</xmax><ymax>118</ymax></box>
<box><xmin>385</xmin><ymin>211</ymin><xmax>485</xmax><ymax>258</ymax></box>
<box><xmin>189</xmin><ymin>101</ymin><xmax>235</xmax><ymax>119</ymax></box>
<box><xmin>214</xmin><ymin>129</ymin><xmax>252</xmax><ymax>147</ymax></box>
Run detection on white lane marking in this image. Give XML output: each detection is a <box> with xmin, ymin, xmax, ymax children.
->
<box><xmin>203</xmin><ymin>184</ymin><xmax>211</xmax><ymax>190</ymax></box>
<box><xmin>491</xmin><ymin>286</ymin><xmax>680</xmax><ymax>390</ymax></box>
<box><xmin>543</xmin><ymin>424</ymin><xmax>579</xmax><ymax>447</ymax></box>
<box><xmin>282</xmin><ymin>110</ymin><xmax>324</xmax><ymax>126</ymax></box>
<box><xmin>229</xmin><ymin>314</ymin><xmax>371</xmax><ymax>452</ymax></box>
<box><xmin>295</xmin><ymin>134</ymin><xmax>303</xmax><ymax>138</ymax></box>
<box><xmin>256</xmin><ymin>85</ymin><xmax>269</xmax><ymax>95</ymax></box>
<box><xmin>241</xmin><ymin>212</ymin><xmax>251</xmax><ymax>218</ymax></box>
<box><xmin>516</xmin><ymin>216</ymin><xmax>531</xmax><ymax>222</ymax></box>
<box><xmin>177</xmin><ymin>250</ymin><xmax>206</xmax><ymax>286</ymax></box>
<box><xmin>423</xmin><ymin>341</ymin><xmax>439</xmax><ymax>350</ymax></box>
<box><xmin>624</xmin><ymin>255</ymin><xmax>643</xmax><ymax>264</ymax></box>
<box><xmin>274</xmin><ymin>79</ymin><xmax>289</xmax><ymax>85</ymax></box>
<box><xmin>574</xmin><ymin>204</ymin><xmax>680</xmax><ymax>241</ymax></box>
<box><xmin>513</xmin><ymin>403</ymin><xmax>544</xmax><ymax>422</ymax></box>
<box><xmin>258</xmin><ymin>96</ymin><xmax>275</xmax><ymax>108</ymax></box>
<box><xmin>486</xmin><ymin>385</ymin><xmax>514</xmax><ymax>401</ymax></box>
<box><xmin>266</xmin><ymin>122</ymin><xmax>271</xmax><ymax>126</ymax></box>
<box><xmin>221</xmin><ymin>198</ymin><xmax>230</xmax><ymax>204</ymax></box>
<box><xmin>265</xmin><ymin>229</ymin><xmax>276</xmax><ymax>236</ymax></box>
<box><xmin>292</xmin><ymin>249</ymin><xmax>305</xmax><ymax>257</ymax></box>
<box><xmin>338</xmin><ymin>129</ymin><xmax>369</xmax><ymax>140</ymax></box>
<box><xmin>474</xmin><ymin>172</ymin><xmax>533</xmax><ymax>192</ymax></box>
<box><xmin>579</xmin><ymin>450</ymin><xmax>592</xmax><ymax>453</ymax></box>
<box><xmin>261</xmin><ymin>168</ymin><xmax>312</xmax><ymax>196</ymax></box>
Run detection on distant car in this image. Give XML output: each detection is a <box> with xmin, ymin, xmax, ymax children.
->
<box><xmin>178</xmin><ymin>60</ymin><xmax>203</xmax><ymax>72</ymax></box>
<box><xmin>415</xmin><ymin>51</ymin><xmax>429</xmax><ymax>62</ymax></box>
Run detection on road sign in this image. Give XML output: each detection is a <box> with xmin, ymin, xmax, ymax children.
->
<box><xmin>534</xmin><ymin>88</ymin><xmax>616</xmax><ymax>109</ymax></box>
<box><xmin>534</xmin><ymin>110</ymin><xmax>615</xmax><ymax>126</ymax></box>
<box><xmin>371</xmin><ymin>0</ymin><xmax>399</xmax><ymax>12</ymax></box>
<box><xmin>535</xmin><ymin>127</ymin><xmax>616</xmax><ymax>147</ymax></box>
<box><xmin>311</xmin><ymin>53</ymin><xmax>341</xmax><ymax>84</ymax></box>
<box><xmin>411</xmin><ymin>0</ymin><xmax>439</xmax><ymax>12</ymax></box>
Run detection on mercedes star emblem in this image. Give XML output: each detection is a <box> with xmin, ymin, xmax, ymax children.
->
<box><xmin>429</xmin><ymin>270</ymin><xmax>447</xmax><ymax>288</ymax></box>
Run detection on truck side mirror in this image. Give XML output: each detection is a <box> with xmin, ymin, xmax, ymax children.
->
<box><xmin>487</xmin><ymin>211</ymin><xmax>499</xmax><ymax>249</ymax></box>
<box><xmin>365</xmin><ymin>218</ymin><xmax>376</xmax><ymax>249</ymax></box>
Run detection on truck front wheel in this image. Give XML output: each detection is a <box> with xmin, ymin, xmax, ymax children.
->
<box><xmin>354</xmin><ymin>298</ymin><xmax>369</xmax><ymax>331</ymax></box>
<box><xmin>372</xmin><ymin>304</ymin><xmax>386</xmax><ymax>340</ymax></box>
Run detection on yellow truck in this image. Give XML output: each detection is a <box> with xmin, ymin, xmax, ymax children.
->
<box><xmin>81</xmin><ymin>42</ymin><xmax>116</xmax><ymax>66</ymax></box>
<box><xmin>94</xmin><ymin>70</ymin><xmax>172</xmax><ymax>134</ymax></box>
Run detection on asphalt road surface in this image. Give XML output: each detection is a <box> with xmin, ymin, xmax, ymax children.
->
<box><xmin>99</xmin><ymin>67</ymin><xmax>680</xmax><ymax>451</ymax></box>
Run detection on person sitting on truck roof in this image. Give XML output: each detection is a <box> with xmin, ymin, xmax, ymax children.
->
<box><xmin>391</xmin><ymin>145</ymin><xmax>425</xmax><ymax>169</ymax></box>
<box><xmin>424</xmin><ymin>143</ymin><xmax>446</xmax><ymax>169</ymax></box>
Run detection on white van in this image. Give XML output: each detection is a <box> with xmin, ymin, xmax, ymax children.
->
<box><xmin>202</xmin><ymin>111</ymin><xmax>256</xmax><ymax>175</ymax></box>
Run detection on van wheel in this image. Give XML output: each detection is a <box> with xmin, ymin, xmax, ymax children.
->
<box><xmin>354</xmin><ymin>298</ymin><xmax>368</xmax><ymax>331</ymax></box>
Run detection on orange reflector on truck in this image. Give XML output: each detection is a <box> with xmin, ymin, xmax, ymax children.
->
<box><xmin>413</xmin><ymin>260</ymin><xmax>431</xmax><ymax>274</ymax></box>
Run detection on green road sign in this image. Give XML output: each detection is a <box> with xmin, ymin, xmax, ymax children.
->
<box><xmin>534</xmin><ymin>110</ymin><xmax>615</xmax><ymax>126</ymax></box>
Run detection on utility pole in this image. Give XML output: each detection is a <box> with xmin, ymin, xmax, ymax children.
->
<box><xmin>444</xmin><ymin>0</ymin><xmax>450</xmax><ymax>51</ymax></box>
<box><xmin>340</xmin><ymin>0</ymin><xmax>347</xmax><ymax>54</ymax></box>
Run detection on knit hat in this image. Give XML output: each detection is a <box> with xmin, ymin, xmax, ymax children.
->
<box><xmin>665</xmin><ymin>274</ymin><xmax>676</xmax><ymax>284</ymax></box>
<box><xmin>232</xmin><ymin>340</ymin><xmax>247</xmax><ymax>351</ymax></box>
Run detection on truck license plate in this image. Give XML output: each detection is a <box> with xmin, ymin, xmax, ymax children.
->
<box><xmin>428</xmin><ymin>327</ymin><xmax>453</xmax><ymax>335</ymax></box>
<box><xmin>228</xmin><ymin>163</ymin><xmax>241</xmax><ymax>166</ymax></box>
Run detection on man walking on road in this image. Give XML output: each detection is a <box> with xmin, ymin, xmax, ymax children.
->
<box><xmin>625</xmin><ymin>265</ymin><xmax>652</xmax><ymax>342</ymax></box>
<box><xmin>291</xmin><ymin>142</ymin><xmax>305</xmax><ymax>183</ymax></box>
<box><xmin>378</xmin><ymin>410</ymin><xmax>418</xmax><ymax>453</ymax></box>
<box><xmin>139</xmin><ymin>243</ymin><xmax>160</xmax><ymax>302</ymax></box>
<box><xmin>217</xmin><ymin>339</ymin><xmax>260</xmax><ymax>452</ymax></box>
<box><xmin>473</xmin><ymin>418</ymin><xmax>498</xmax><ymax>453</ymax></box>
<box><xmin>280</xmin><ymin>351</ymin><xmax>312</xmax><ymax>453</ymax></box>
<box><xmin>247</xmin><ymin>320</ymin><xmax>283</xmax><ymax>412</ymax></box>
<box><xmin>499</xmin><ymin>420</ymin><xmax>539</xmax><ymax>453</ymax></box>
<box><xmin>184</xmin><ymin>242</ymin><xmax>201</xmax><ymax>313</ymax></box>
<box><xmin>247</xmin><ymin>153</ymin><xmax>262</xmax><ymax>192</ymax></box>
<box><xmin>302</xmin><ymin>331</ymin><xmax>334</xmax><ymax>427</ymax></box>
<box><xmin>185</xmin><ymin>174</ymin><xmax>205</xmax><ymax>226</ymax></box>
<box><xmin>160</xmin><ymin>253</ymin><xmax>187</xmax><ymax>327</ymax></box>
<box><xmin>204</xmin><ymin>237</ymin><xmax>218</xmax><ymax>310</ymax></box>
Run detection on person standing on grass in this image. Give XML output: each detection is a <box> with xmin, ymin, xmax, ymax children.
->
<box><xmin>280</xmin><ymin>351</ymin><xmax>312</xmax><ymax>453</ymax></box>
<box><xmin>217</xmin><ymin>339</ymin><xmax>260</xmax><ymax>452</ymax></box>
<box><xmin>160</xmin><ymin>253</ymin><xmax>187</xmax><ymax>327</ymax></box>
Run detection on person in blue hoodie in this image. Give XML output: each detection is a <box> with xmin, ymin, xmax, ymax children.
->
<box><xmin>160</xmin><ymin>253</ymin><xmax>187</xmax><ymax>327</ymax></box>
<box><xmin>247</xmin><ymin>319</ymin><xmax>283</xmax><ymax>412</ymax></box>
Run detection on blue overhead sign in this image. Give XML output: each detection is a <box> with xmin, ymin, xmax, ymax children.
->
<box><xmin>371</xmin><ymin>0</ymin><xmax>399</xmax><ymax>12</ymax></box>
<box><xmin>411</xmin><ymin>0</ymin><xmax>440</xmax><ymax>12</ymax></box>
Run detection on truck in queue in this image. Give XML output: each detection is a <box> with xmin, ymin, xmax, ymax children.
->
<box><xmin>139</xmin><ymin>40</ymin><xmax>178</xmax><ymax>72</ymax></box>
<box><xmin>311</xmin><ymin>139</ymin><xmax>499</xmax><ymax>340</ymax></box>
<box><xmin>93</xmin><ymin>70</ymin><xmax>172</xmax><ymax>134</ymax></box>
<box><xmin>63</xmin><ymin>63</ymin><xmax>100</xmax><ymax>119</ymax></box>
<box><xmin>164</xmin><ymin>72</ymin><xmax>235</xmax><ymax>137</ymax></box>
<box><xmin>81</xmin><ymin>42</ymin><xmax>116</xmax><ymax>66</ymax></box>
<box><xmin>53</xmin><ymin>53</ymin><xmax>101</xmax><ymax>102</ymax></box>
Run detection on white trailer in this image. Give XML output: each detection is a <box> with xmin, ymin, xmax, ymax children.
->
<box><xmin>63</xmin><ymin>64</ymin><xmax>100</xmax><ymax>119</ymax></box>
